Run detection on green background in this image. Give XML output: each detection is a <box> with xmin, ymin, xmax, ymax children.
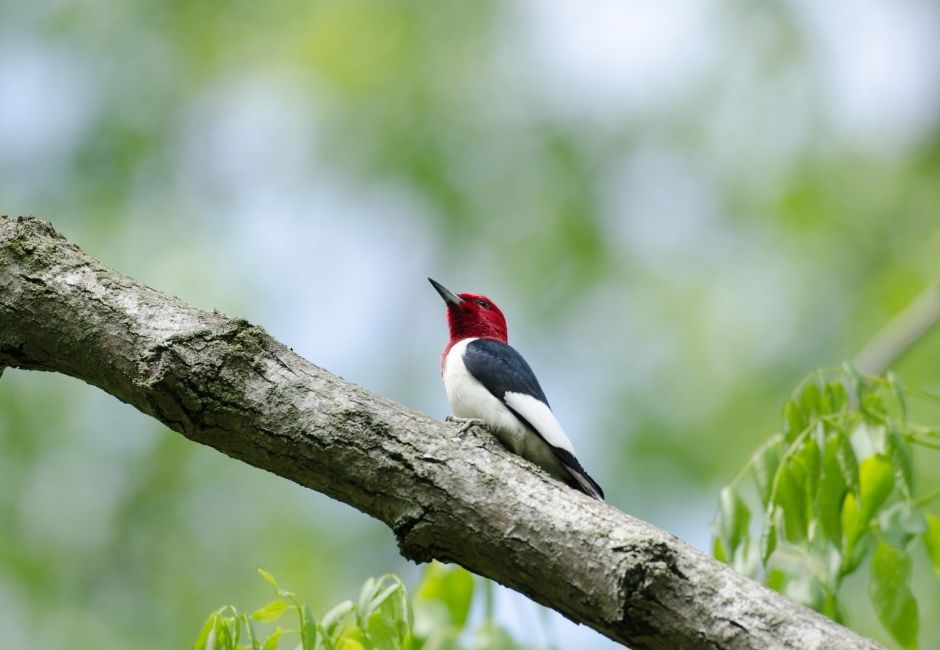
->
<box><xmin>1</xmin><ymin>0</ymin><xmax>939</xmax><ymax>647</ymax></box>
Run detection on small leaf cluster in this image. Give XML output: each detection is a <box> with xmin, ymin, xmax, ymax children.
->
<box><xmin>712</xmin><ymin>367</ymin><xmax>940</xmax><ymax>649</ymax></box>
<box><xmin>194</xmin><ymin>564</ymin><xmax>525</xmax><ymax>650</ymax></box>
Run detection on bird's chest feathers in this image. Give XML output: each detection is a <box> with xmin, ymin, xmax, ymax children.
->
<box><xmin>442</xmin><ymin>340</ymin><xmax>523</xmax><ymax>438</ymax></box>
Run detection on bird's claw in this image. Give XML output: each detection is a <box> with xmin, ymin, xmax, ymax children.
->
<box><xmin>445</xmin><ymin>416</ymin><xmax>486</xmax><ymax>438</ymax></box>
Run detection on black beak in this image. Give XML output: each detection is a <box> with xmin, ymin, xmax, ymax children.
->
<box><xmin>428</xmin><ymin>277</ymin><xmax>464</xmax><ymax>305</ymax></box>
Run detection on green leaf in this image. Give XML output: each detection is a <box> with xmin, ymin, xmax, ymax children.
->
<box><xmin>415</xmin><ymin>563</ymin><xmax>475</xmax><ymax>629</ymax></box>
<box><xmin>751</xmin><ymin>436</ymin><xmax>783</xmax><ymax>507</ymax></box>
<box><xmin>835</xmin><ymin>429</ymin><xmax>860</xmax><ymax>499</ymax></box>
<box><xmin>766</xmin><ymin>568</ymin><xmax>787</xmax><ymax>593</ymax></box>
<box><xmin>251</xmin><ymin>601</ymin><xmax>289</xmax><ymax>623</ymax></box>
<box><xmin>359</xmin><ymin>577</ymin><xmax>409</xmax><ymax>650</ymax></box>
<box><xmin>357</xmin><ymin>577</ymin><xmax>378</xmax><ymax>619</ymax></box>
<box><xmin>261</xmin><ymin>627</ymin><xmax>283</xmax><ymax>650</ymax></box>
<box><xmin>924</xmin><ymin>514</ymin><xmax>940</xmax><ymax>578</ymax></box>
<box><xmin>859</xmin><ymin>455</ymin><xmax>894</xmax><ymax>523</ymax></box>
<box><xmin>229</xmin><ymin>613</ymin><xmax>242</xmax><ymax>648</ymax></box>
<box><xmin>817</xmin><ymin>435</ymin><xmax>849</xmax><ymax>546</ymax></box>
<box><xmin>842</xmin><ymin>454</ymin><xmax>896</xmax><ymax>571</ymax></box>
<box><xmin>371</xmin><ymin>585</ymin><xmax>404</xmax><ymax>618</ymax></box>
<box><xmin>294</xmin><ymin>602</ymin><xmax>318</xmax><ymax>650</ymax></box>
<box><xmin>214</xmin><ymin>615</ymin><xmax>234</xmax><ymax>650</ymax></box>
<box><xmin>799</xmin><ymin>433</ymin><xmax>821</xmax><ymax>504</ymax></box>
<box><xmin>366</xmin><ymin>580</ymin><xmax>402</xmax><ymax>618</ymax></box>
<box><xmin>878</xmin><ymin>501</ymin><xmax>927</xmax><ymax>547</ymax></box>
<box><xmin>363</xmin><ymin>617</ymin><xmax>401</xmax><ymax>650</ymax></box>
<box><xmin>712</xmin><ymin>536</ymin><xmax>727</xmax><ymax>563</ymax></box>
<box><xmin>861</xmin><ymin>392</ymin><xmax>888</xmax><ymax>419</ymax></box>
<box><xmin>887</xmin><ymin>428</ymin><xmax>914</xmax><ymax>498</ymax></box>
<box><xmin>826</xmin><ymin>380</ymin><xmax>848</xmax><ymax>414</ymax></box>
<box><xmin>204</xmin><ymin>617</ymin><xmax>219</xmax><ymax>650</ymax></box>
<box><xmin>716</xmin><ymin>486</ymin><xmax>751</xmax><ymax>561</ymax></box>
<box><xmin>821</xmin><ymin>591</ymin><xmax>841</xmax><ymax>622</ymax></box>
<box><xmin>776</xmin><ymin>451</ymin><xmax>810</xmax><ymax>543</ymax></box>
<box><xmin>760</xmin><ymin>508</ymin><xmax>779</xmax><ymax>565</ymax></box>
<box><xmin>842</xmin><ymin>490</ymin><xmax>860</xmax><ymax>546</ymax></box>
<box><xmin>870</xmin><ymin>541</ymin><xmax>919</xmax><ymax>650</ymax></box>
<box><xmin>257</xmin><ymin>569</ymin><xmax>279</xmax><ymax>588</ymax></box>
<box><xmin>322</xmin><ymin>600</ymin><xmax>355</xmax><ymax>641</ymax></box>
<box><xmin>799</xmin><ymin>381</ymin><xmax>821</xmax><ymax>415</ymax></box>
<box><xmin>204</xmin><ymin>612</ymin><xmax>236</xmax><ymax>650</ymax></box>
<box><xmin>840</xmin><ymin>492</ymin><xmax>874</xmax><ymax>574</ymax></box>
<box><xmin>194</xmin><ymin>612</ymin><xmax>218</xmax><ymax>650</ymax></box>
<box><xmin>239</xmin><ymin>613</ymin><xmax>261</xmax><ymax>650</ymax></box>
<box><xmin>783</xmin><ymin>400</ymin><xmax>806</xmax><ymax>442</ymax></box>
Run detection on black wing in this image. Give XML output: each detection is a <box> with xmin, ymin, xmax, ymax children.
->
<box><xmin>462</xmin><ymin>338</ymin><xmax>549</xmax><ymax>407</ymax></box>
<box><xmin>462</xmin><ymin>338</ymin><xmax>604</xmax><ymax>500</ymax></box>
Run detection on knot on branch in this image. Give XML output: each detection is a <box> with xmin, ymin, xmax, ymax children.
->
<box><xmin>617</xmin><ymin>539</ymin><xmax>695</xmax><ymax>636</ymax></box>
<box><xmin>393</xmin><ymin>506</ymin><xmax>435</xmax><ymax>561</ymax></box>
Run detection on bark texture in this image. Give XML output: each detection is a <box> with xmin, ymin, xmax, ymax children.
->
<box><xmin>0</xmin><ymin>216</ymin><xmax>882</xmax><ymax>650</ymax></box>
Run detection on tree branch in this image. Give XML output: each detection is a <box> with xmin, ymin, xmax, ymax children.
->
<box><xmin>0</xmin><ymin>216</ymin><xmax>881</xmax><ymax>650</ymax></box>
<box><xmin>854</xmin><ymin>283</ymin><xmax>940</xmax><ymax>375</ymax></box>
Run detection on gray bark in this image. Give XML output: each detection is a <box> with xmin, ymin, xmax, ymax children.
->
<box><xmin>0</xmin><ymin>215</ymin><xmax>882</xmax><ymax>650</ymax></box>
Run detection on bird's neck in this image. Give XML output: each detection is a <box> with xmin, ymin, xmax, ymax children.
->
<box><xmin>440</xmin><ymin>334</ymin><xmax>506</xmax><ymax>374</ymax></box>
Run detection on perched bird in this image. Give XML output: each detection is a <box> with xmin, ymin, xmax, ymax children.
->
<box><xmin>429</xmin><ymin>278</ymin><xmax>604</xmax><ymax>500</ymax></box>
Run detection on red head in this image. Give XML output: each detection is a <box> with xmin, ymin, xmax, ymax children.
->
<box><xmin>429</xmin><ymin>278</ymin><xmax>508</xmax><ymax>347</ymax></box>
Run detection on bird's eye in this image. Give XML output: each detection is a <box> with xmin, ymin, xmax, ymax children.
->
<box><xmin>477</xmin><ymin>299</ymin><xmax>490</xmax><ymax>309</ymax></box>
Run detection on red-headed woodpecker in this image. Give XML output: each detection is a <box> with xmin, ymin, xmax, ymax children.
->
<box><xmin>429</xmin><ymin>278</ymin><xmax>604</xmax><ymax>500</ymax></box>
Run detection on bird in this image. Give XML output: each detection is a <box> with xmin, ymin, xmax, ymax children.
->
<box><xmin>429</xmin><ymin>277</ymin><xmax>604</xmax><ymax>500</ymax></box>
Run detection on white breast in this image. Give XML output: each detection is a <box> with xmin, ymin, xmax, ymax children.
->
<box><xmin>442</xmin><ymin>338</ymin><xmax>532</xmax><ymax>453</ymax></box>
<box><xmin>441</xmin><ymin>338</ymin><xmax>593</xmax><ymax>492</ymax></box>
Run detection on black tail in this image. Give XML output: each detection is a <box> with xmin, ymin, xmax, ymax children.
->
<box><xmin>565</xmin><ymin>463</ymin><xmax>605</xmax><ymax>500</ymax></box>
<box><xmin>554</xmin><ymin>448</ymin><xmax>604</xmax><ymax>500</ymax></box>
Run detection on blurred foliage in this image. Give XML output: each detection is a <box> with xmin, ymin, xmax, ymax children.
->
<box><xmin>2</xmin><ymin>0</ymin><xmax>940</xmax><ymax>648</ymax></box>
<box><xmin>194</xmin><ymin>564</ymin><xmax>522</xmax><ymax>650</ymax></box>
<box><xmin>713</xmin><ymin>367</ymin><xmax>940</xmax><ymax>648</ymax></box>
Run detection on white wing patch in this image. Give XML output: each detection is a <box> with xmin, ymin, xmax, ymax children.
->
<box><xmin>503</xmin><ymin>391</ymin><xmax>576</xmax><ymax>456</ymax></box>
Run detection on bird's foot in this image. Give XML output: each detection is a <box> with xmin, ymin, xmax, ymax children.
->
<box><xmin>445</xmin><ymin>416</ymin><xmax>486</xmax><ymax>438</ymax></box>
